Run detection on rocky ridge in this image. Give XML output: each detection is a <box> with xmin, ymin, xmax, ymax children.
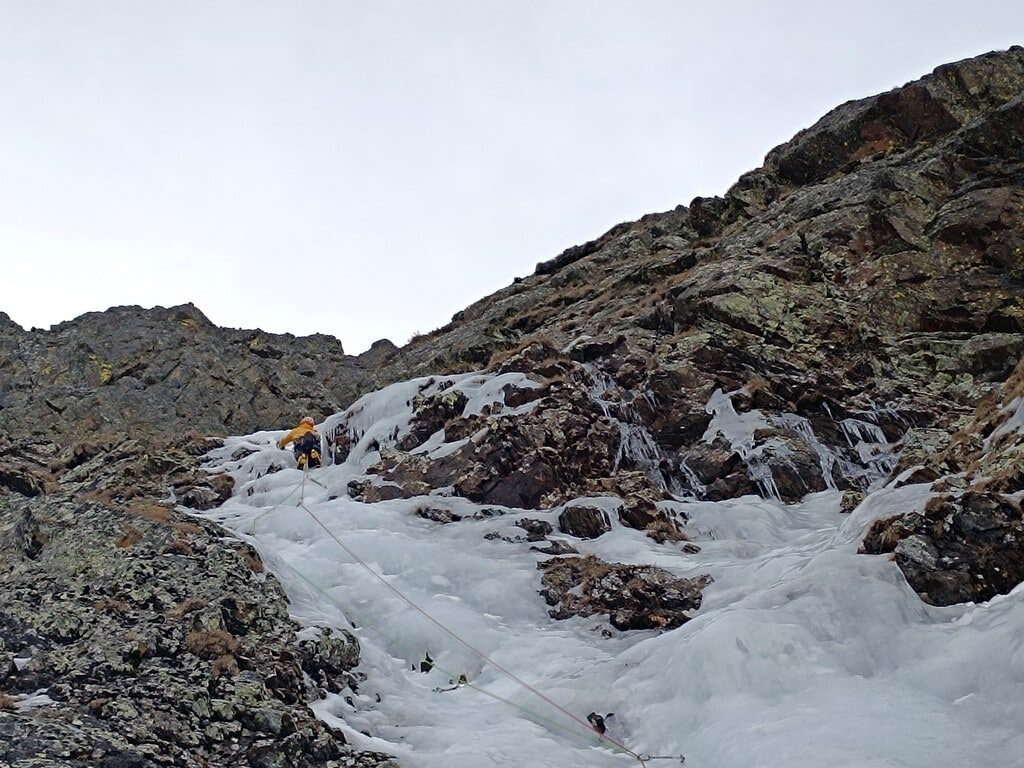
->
<box><xmin>0</xmin><ymin>303</ymin><xmax>374</xmax><ymax>445</ymax></box>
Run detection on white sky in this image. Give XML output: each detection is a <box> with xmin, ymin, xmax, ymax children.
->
<box><xmin>1</xmin><ymin>2</ymin><xmax>1021</xmax><ymax>353</ymax></box>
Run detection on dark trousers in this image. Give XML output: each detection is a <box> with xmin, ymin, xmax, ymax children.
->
<box><xmin>293</xmin><ymin>433</ymin><xmax>321</xmax><ymax>468</ymax></box>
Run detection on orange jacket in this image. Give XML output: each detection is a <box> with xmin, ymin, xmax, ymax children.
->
<box><xmin>278</xmin><ymin>422</ymin><xmax>319</xmax><ymax>449</ymax></box>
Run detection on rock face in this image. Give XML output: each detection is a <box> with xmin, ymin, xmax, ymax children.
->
<box><xmin>0</xmin><ymin>303</ymin><xmax>376</xmax><ymax>445</ymax></box>
<box><xmin>373</xmin><ymin>49</ymin><xmax>1024</xmax><ymax>461</ymax></box>
<box><xmin>0</xmin><ymin>435</ymin><xmax>396</xmax><ymax>768</ymax></box>
<box><xmin>359</xmin><ymin>48</ymin><xmax>1024</xmax><ymax>606</ymax></box>
<box><xmin>344</xmin><ymin>361</ymin><xmax>693</xmax><ymax>545</ymax></box>
<box><xmin>861</xmin><ymin>491</ymin><xmax>1024</xmax><ymax>606</ymax></box>
<box><xmin>861</xmin><ymin>357</ymin><xmax>1024</xmax><ymax>605</ymax></box>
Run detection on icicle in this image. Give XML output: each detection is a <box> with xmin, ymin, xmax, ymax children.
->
<box><xmin>838</xmin><ymin>416</ymin><xmax>897</xmax><ymax>487</ymax></box>
<box><xmin>771</xmin><ymin>413</ymin><xmax>839</xmax><ymax>492</ymax></box>
<box><xmin>583</xmin><ymin>364</ymin><xmax>667</xmax><ymax>487</ymax></box>
<box><xmin>676</xmin><ymin>459</ymin><xmax>706</xmax><ymax>498</ymax></box>
<box><xmin>702</xmin><ymin>388</ymin><xmax>782</xmax><ymax>501</ymax></box>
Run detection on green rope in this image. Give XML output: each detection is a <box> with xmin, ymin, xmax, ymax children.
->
<box><xmin>277</xmin><ymin>547</ymin><xmax>639</xmax><ymax>762</ymax></box>
<box><xmin>244</xmin><ymin>466</ymin><xmax>647</xmax><ymax>764</ymax></box>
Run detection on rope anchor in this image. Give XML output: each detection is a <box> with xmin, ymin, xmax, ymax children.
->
<box><xmin>638</xmin><ymin>755</ymin><xmax>686</xmax><ymax>764</ymax></box>
<box><xmin>432</xmin><ymin>674</ymin><xmax>469</xmax><ymax>693</ymax></box>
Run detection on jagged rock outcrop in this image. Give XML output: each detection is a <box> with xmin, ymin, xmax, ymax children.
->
<box><xmin>538</xmin><ymin>555</ymin><xmax>711</xmax><ymax>631</ymax></box>
<box><xmin>371</xmin><ymin>50</ymin><xmax>1024</xmax><ymax>485</ymax></box>
<box><xmin>0</xmin><ymin>304</ymin><xmax>375</xmax><ymax>445</ymax></box>
<box><xmin>861</xmin><ymin>490</ymin><xmax>1023</xmax><ymax>606</ymax></box>
<box><xmin>356</xmin><ymin>48</ymin><xmax>1024</xmax><ymax>606</ymax></box>
<box><xmin>861</xmin><ymin>357</ymin><xmax>1024</xmax><ymax>605</ymax></box>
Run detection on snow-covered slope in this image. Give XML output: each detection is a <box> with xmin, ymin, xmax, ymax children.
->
<box><xmin>197</xmin><ymin>372</ymin><xmax>1024</xmax><ymax>768</ymax></box>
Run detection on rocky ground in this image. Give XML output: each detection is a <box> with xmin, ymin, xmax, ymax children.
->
<box><xmin>1</xmin><ymin>46</ymin><xmax>1023</xmax><ymax>765</ymax></box>
<box><xmin>0</xmin><ymin>303</ymin><xmax>378</xmax><ymax>445</ymax></box>
<box><xmin>861</xmin><ymin>357</ymin><xmax>1024</xmax><ymax>605</ymax></box>
<box><xmin>0</xmin><ymin>434</ymin><xmax>396</xmax><ymax>768</ymax></box>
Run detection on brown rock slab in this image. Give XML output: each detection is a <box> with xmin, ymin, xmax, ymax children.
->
<box><xmin>538</xmin><ymin>555</ymin><xmax>711</xmax><ymax>631</ymax></box>
<box><xmin>557</xmin><ymin>505</ymin><xmax>611</xmax><ymax>539</ymax></box>
<box><xmin>861</xmin><ymin>491</ymin><xmax>1024</xmax><ymax>606</ymax></box>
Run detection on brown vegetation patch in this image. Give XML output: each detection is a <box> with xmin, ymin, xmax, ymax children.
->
<box><xmin>235</xmin><ymin>545</ymin><xmax>265</xmax><ymax>574</ymax></box>
<box><xmin>185</xmin><ymin>629</ymin><xmax>240</xmax><ymax>659</ymax></box>
<box><xmin>115</xmin><ymin>525</ymin><xmax>143</xmax><ymax>549</ymax></box>
<box><xmin>82</xmin><ymin>488</ymin><xmax>130</xmax><ymax>510</ymax></box>
<box><xmin>129</xmin><ymin>501</ymin><xmax>174</xmax><ymax>524</ymax></box>
<box><xmin>644</xmin><ymin>518</ymin><xmax>689</xmax><ymax>544</ymax></box>
<box><xmin>167</xmin><ymin>597</ymin><xmax>208</xmax><ymax>620</ymax></box>
<box><xmin>211</xmin><ymin>654</ymin><xmax>239</xmax><ymax>679</ymax></box>
<box><xmin>162</xmin><ymin>536</ymin><xmax>194</xmax><ymax>556</ymax></box>
<box><xmin>93</xmin><ymin>598</ymin><xmax>131</xmax><ymax>616</ymax></box>
<box><xmin>172</xmin><ymin>520</ymin><xmax>203</xmax><ymax>537</ymax></box>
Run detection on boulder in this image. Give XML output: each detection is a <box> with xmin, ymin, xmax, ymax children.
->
<box><xmin>557</xmin><ymin>505</ymin><xmax>611</xmax><ymax>539</ymax></box>
<box><xmin>516</xmin><ymin>518</ymin><xmax>553</xmax><ymax>541</ymax></box>
<box><xmin>538</xmin><ymin>555</ymin><xmax>711</xmax><ymax>631</ymax></box>
<box><xmin>861</xmin><ymin>491</ymin><xmax>1024</xmax><ymax>605</ymax></box>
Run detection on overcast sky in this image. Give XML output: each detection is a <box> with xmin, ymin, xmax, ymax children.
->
<box><xmin>1</xmin><ymin>2</ymin><xmax>1021</xmax><ymax>353</ymax></box>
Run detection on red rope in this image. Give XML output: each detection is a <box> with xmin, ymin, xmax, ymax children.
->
<box><xmin>297</xmin><ymin>501</ymin><xmax>644</xmax><ymax>763</ymax></box>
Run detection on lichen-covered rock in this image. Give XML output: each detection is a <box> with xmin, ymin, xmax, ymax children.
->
<box><xmin>359</xmin><ymin>381</ymin><xmax>625</xmax><ymax>509</ymax></box>
<box><xmin>297</xmin><ymin>627</ymin><xmax>361</xmax><ymax>695</ymax></box>
<box><xmin>538</xmin><ymin>555</ymin><xmax>711</xmax><ymax>631</ymax></box>
<box><xmin>0</xmin><ymin>437</ymin><xmax>397</xmax><ymax>768</ymax></box>
<box><xmin>360</xmin><ymin>49</ymin><xmax>1024</xmax><ymax>517</ymax></box>
<box><xmin>0</xmin><ymin>303</ymin><xmax>383</xmax><ymax>446</ymax></box>
<box><xmin>861</xmin><ymin>357</ymin><xmax>1024</xmax><ymax>605</ymax></box>
<box><xmin>0</xmin><ymin>464</ymin><xmax>46</xmax><ymax>497</ymax></box>
<box><xmin>397</xmin><ymin>386</ymin><xmax>468</xmax><ymax>451</ymax></box>
<box><xmin>557</xmin><ymin>505</ymin><xmax>611</xmax><ymax>539</ymax></box>
<box><xmin>861</xmin><ymin>491</ymin><xmax>1024</xmax><ymax>606</ymax></box>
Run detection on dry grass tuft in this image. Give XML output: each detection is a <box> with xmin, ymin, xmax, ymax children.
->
<box><xmin>172</xmin><ymin>520</ymin><xmax>202</xmax><ymax>537</ymax></box>
<box><xmin>0</xmin><ymin>692</ymin><xmax>15</xmax><ymax>711</ymax></box>
<box><xmin>162</xmin><ymin>536</ymin><xmax>194</xmax><ymax>556</ymax></box>
<box><xmin>484</xmin><ymin>334</ymin><xmax>560</xmax><ymax>371</ymax></box>
<box><xmin>645</xmin><ymin>518</ymin><xmax>689</xmax><ymax>544</ymax></box>
<box><xmin>744</xmin><ymin>376</ymin><xmax>770</xmax><ymax>393</ymax></box>
<box><xmin>83</xmin><ymin>489</ymin><xmax>119</xmax><ymax>508</ymax></box>
<box><xmin>237</xmin><ymin>547</ymin><xmax>264</xmax><ymax>574</ymax></box>
<box><xmin>115</xmin><ymin>525</ymin><xmax>143</xmax><ymax>549</ymax></box>
<box><xmin>129</xmin><ymin>502</ymin><xmax>173</xmax><ymax>524</ymax></box>
<box><xmin>186</xmin><ymin>629</ymin><xmax>240</xmax><ymax>659</ymax></box>
<box><xmin>93</xmin><ymin>598</ymin><xmax>131</xmax><ymax>615</ymax></box>
<box><xmin>211</xmin><ymin>654</ymin><xmax>239</xmax><ymax>679</ymax></box>
<box><xmin>167</xmin><ymin>597</ymin><xmax>208</xmax><ymax>620</ymax></box>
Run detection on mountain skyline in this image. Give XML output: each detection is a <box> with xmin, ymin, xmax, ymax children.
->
<box><xmin>2</xmin><ymin>2</ymin><xmax>1022</xmax><ymax>352</ymax></box>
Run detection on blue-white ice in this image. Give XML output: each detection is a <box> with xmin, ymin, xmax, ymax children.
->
<box><xmin>197</xmin><ymin>372</ymin><xmax>1024</xmax><ymax>768</ymax></box>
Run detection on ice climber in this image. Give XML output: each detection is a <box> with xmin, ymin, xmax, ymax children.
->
<box><xmin>278</xmin><ymin>416</ymin><xmax>322</xmax><ymax>469</ymax></box>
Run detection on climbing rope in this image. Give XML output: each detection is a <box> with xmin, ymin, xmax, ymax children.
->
<box><xmin>246</xmin><ymin>471</ymin><xmax>305</xmax><ymax>533</ymax></box>
<box><xmin>282</xmin><ymin>564</ymin><xmax>640</xmax><ymax>759</ymax></box>
<box><xmin>242</xmin><ymin>464</ymin><xmax>679</xmax><ymax>766</ymax></box>
<box><xmin>639</xmin><ymin>755</ymin><xmax>686</xmax><ymax>764</ymax></box>
<box><xmin>293</xmin><ymin>499</ymin><xmax>648</xmax><ymax>764</ymax></box>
